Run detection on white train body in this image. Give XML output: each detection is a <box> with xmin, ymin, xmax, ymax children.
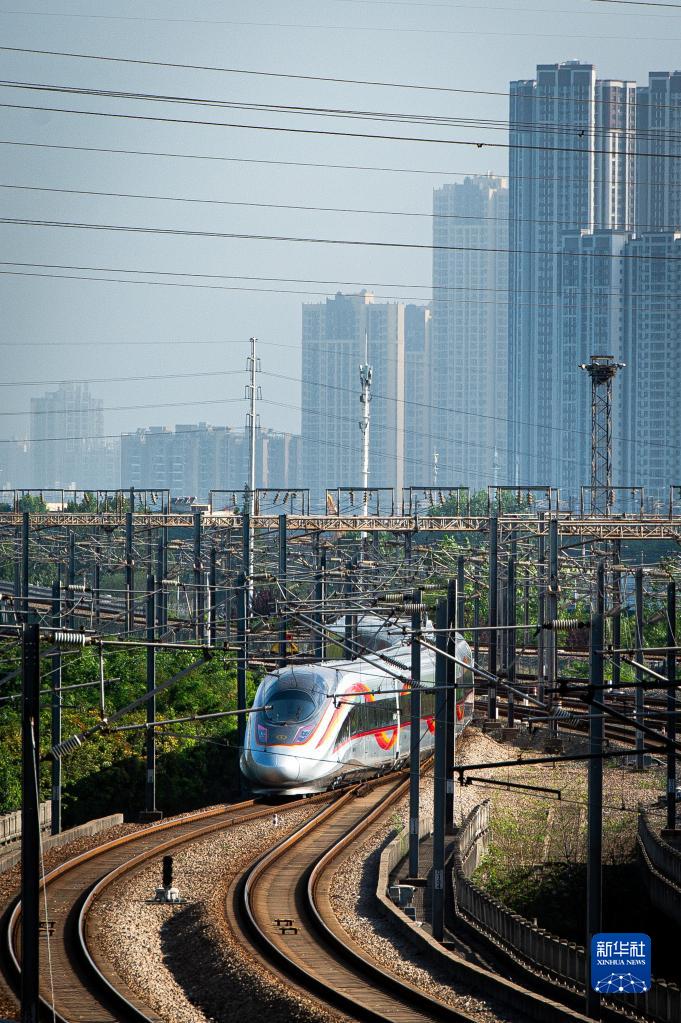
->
<box><xmin>240</xmin><ymin>628</ymin><xmax>474</xmax><ymax>795</ymax></box>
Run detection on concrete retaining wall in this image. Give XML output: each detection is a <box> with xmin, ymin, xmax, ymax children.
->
<box><xmin>0</xmin><ymin>813</ymin><xmax>124</xmax><ymax>874</ymax></box>
<box><xmin>376</xmin><ymin>813</ymin><xmax>593</xmax><ymax>1023</ymax></box>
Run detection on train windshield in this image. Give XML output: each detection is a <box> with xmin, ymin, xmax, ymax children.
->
<box><xmin>264</xmin><ymin>689</ymin><xmax>317</xmax><ymax>724</ymax></box>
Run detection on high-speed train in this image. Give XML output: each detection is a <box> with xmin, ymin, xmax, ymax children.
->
<box><xmin>240</xmin><ymin>615</ymin><xmax>475</xmax><ymax>795</ymax></box>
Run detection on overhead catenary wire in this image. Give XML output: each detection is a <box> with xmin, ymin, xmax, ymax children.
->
<box><xmin>4</xmin><ymin>91</ymin><xmax>681</xmax><ymax>160</ymax></box>
<box><xmin>0</xmin><ymin>6</ymin><xmax>679</xmax><ymax>41</ymax></box>
<box><xmin>0</xmin><ymin>256</ymin><xmax>676</xmax><ymax>315</ymax></box>
<box><xmin>4</xmin><ymin>215</ymin><xmax>681</xmax><ymax>263</ymax></box>
<box><xmin>4</xmin><ymin>181</ymin><xmax>681</xmax><ymax>235</ymax></box>
<box><xmin>0</xmin><ymin>137</ymin><xmax>670</xmax><ymax>194</ymax></box>
<box><xmin>5</xmin><ymin>80</ymin><xmax>681</xmax><ymax>147</ymax></box>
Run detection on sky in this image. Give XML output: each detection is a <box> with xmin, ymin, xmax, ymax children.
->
<box><xmin>2</xmin><ymin>0</ymin><xmax>681</xmax><ymax>448</ymax></box>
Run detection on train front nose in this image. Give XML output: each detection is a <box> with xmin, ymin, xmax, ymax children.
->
<box><xmin>248</xmin><ymin>750</ymin><xmax>301</xmax><ymax>787</ymax></box>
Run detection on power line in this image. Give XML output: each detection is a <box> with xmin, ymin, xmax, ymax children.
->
<box><xmin>2</xmin><ymin>98</ymin><xmax>681</xmax><ymax>160</ymax></box>
<box><xmin>0</xmin><ymin>138</ymin><xmax>654</xmax><ymax>193</ymax></box>
<box><xmin>0</xmin><ymin>337</ymin><xmax>298</xmax><ymax>353</ymax></box>
<box><xmin>0</xmin><ymin>263</ymin><xmax>668</xmax><ymax>325</ymax></box>
<box><xmin>0</xmin><ymin>7</ymin><xmax>677</xmax><ymax>40</ymax></box>
<box><xmin>0</xmin><ymin>398</ymin><xmax>246</xmax><ymax>417</ymax></box>
<box><xmin>0</xmin><ymin>369</ymin><xmax>245</xmax><ymax>389</ymax></box>
<box><xmin>0</xmin><ymin>258</ymin><xmax>671</xmax><ymax>309</ymax></box>
<box><xmin>4</xmin><ymin>215</ymin><xmax>681</xmax><ymax>262</ymax></box>
<box><xmin>593</xmin><ymin>0</ymin><xmax>681</xmax><ymax>7</ymax></box>
<box><xmin>4</xmin><ymin>73</ymin><xmax>681</xmax><ymax>127</ymax></box>
<box><xmin>3</xmin><ymin>181</ymin><xmax>677</xmax><ymax>235</ymax></box>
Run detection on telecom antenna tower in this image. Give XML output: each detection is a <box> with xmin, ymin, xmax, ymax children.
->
<box><xmin>359</xmin><ymin>330</ymin><xmax>373</xmax><ymax>526</ymax></box>
<box><xmin>245</xmin><ymin>336</ymin><xmax>261</xmax><ymax>601</ymax></box>
<box><xmin>580</xmin><ymin>354</ymin><xmax>624</xmax><ymax>517</ymax></box>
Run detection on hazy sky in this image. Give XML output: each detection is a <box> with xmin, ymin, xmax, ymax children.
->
<box><xmin>3</xmin><ymin>0</ymin><xmax>680</xmax><ymax>448</ymax></box>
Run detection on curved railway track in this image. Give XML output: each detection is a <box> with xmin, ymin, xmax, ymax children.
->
<box><xmin>230</xmin><ymin>769</ymin><xmax>478</xmax><ymax>1023</ymax></box>
<box><xmin>1</xmin><ymin>797</ymin><xmax>328</xmax><ymax>1023</ymax></box>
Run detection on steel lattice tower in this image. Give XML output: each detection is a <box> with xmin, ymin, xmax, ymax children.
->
<box><xmin>580</xmin><ymin>355</ymin><xmax>625</xmax><ymax>516</ymax></box>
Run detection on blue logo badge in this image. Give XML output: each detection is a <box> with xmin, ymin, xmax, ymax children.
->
<box><xmin>591</xmin><ymin>933</ymin><xmax>651</xmax><ymax>994</ymax></box>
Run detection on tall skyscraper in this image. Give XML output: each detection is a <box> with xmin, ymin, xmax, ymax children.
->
<box><xmin>301</xmin><ymin>291</ymin><xmax>416</xmax><ymax>509</ymax></box>
<box><xmin>29</xmin><ymin>382</ymin><xmax>110</xmax><ymax>489</ymax></box>
<box><xmin>403</xmin><ymin>303</ymin><xmax>432</xmax><ymax>487</ymax></box>
<box><xmin>508</xmin><ymin>64</ymin><xmax>641</xmax><ymax>491</ymax></box>
<box><xmin>431</xmin><ymin>174</ymin><xmax>508</xmax><ymax>490</ymax></box>
<box><xmin>594</xmin><ymin>79</ymin><xmax>637</xmax><ymax>231</ymax></box>
<box><xmin>509</xmin><ymin>62</ymin><xmax>597</xmax><ymax>486</ymax></box>
<box><xmin>636</xmin><ymin>71</ymin><xmax>681</xmax><ymax>233</ymax></box>
<box><xmin>622</xmin><ymin>231</ymin><xmax>681</xmax><ymax>504</ymax></box>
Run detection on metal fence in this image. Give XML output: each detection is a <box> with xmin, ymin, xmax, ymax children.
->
<box><xmin>454</xmin><ymin>802</ymin><xmax>681</xmax><ymax>1023</ymax></box>
<box><xmin>0</xmin><ymin>802</ymin><xmax>51</xmax><ymax>845</ymax></box>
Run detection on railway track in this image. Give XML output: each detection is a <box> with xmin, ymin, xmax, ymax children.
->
<box><xmin>1</xmin><ymin>796</ymin><xmax>328</xmax><ymax>1023</ymax></box>
<box><xmin>474</xmin><ymin>693</ymin><xmax>670</xmax><ymax>752</ymax></box>
<box><xmin>229</xmin><ymin>769</ymin><xmax>478</xmax><ymax>1023</ymax></box>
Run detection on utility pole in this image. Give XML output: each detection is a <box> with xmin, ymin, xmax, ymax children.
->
<box><xmin>278</xmin><ymin>514</ymin><xmax>288</xmax><ymax>666</ymax></box>
<box><xmin>586</xmin><ymin>561</ymin><xmax>605</xmax><ymax>1019</ymax></box>
<box><xmin>21</xmin><ymin>622</ymin><xmax>40</xmax><ymax>1023</ymax></box>
<box><xmin>144</xmin><ymin>574</ymin><xmax>160</xmax><ymax>820</ymax></box>
<box><xmin>408</xmin><ymin>589</ymin><xmax>422</xmax><ymax>880</ymax></box>
<box><xmin>21</xmin><ymin>511</ymin><xmax>29</xmax><ymax>623</ymax></box>
<box><xmin>194</xmin><ymin>510</ymin><xmax>204</xmax><ymax>642</ymax></box>
<box><xmin>245</xmin><ymin>336</ymin><xmax>261</xmax><ymax>605</ymax></box>
<box><xmin>446</xmin><ymin>580</ymin><xmax>457</xmax><ymax>834</ymax></box>
<box><xmin>51</xmin><ymin>580</ymin><xmax>62</xmax><ymax>835</ymax></box>
<box><xmin>359</xmin><ymin>330</ymin><xmax>372</xmax><ymax>530</ymax></box>
<box><xmin>635</xmin><ymin>566</ymin><xmax>645</xmax><ymax>770</ymax></box>
<box><xmin>580</xmin><ymin>355</ymin><xmax>624</xmax><ymax>517</ymax></box>
<box><xmin>666</xmin><ymin>580</ymin><xmax>677</xmax><ymax>835</ymax></box>
<box><xmin>432</xmin><ymin>597</ymin><xmax>448</xmax><ymax>942</ymax></box>
<box><xmin>488</xmin><ymin>516</ymin><xmax>498</xmax><ymax>720</ymax></box>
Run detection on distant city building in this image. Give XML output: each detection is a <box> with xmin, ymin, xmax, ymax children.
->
<box><xmin>509</xmin><ymin>62</ymin><xmax>597</xmax><ymax>486</ymax></box>
<box><xmin>509</xmin><ymin>64</ymin><xmax>646</xmax><ymax>492</ymax></box>
<box><xmin>302</xmin><ymin>291</ymin><xmax>419</xmax><ymax>509</ymax></box>
<box><xmin>431</xmin><ymin>174</ymin><xmax>508</xmax><ymax>490</ymax></box>
<box><xmin>120</xmin><ymin>423</ymin><xmax>300</xmax><ymax>500</ymax></box>
<box><xmin>622</xmin><ymin>231</ymin><xmax>681</xmax><ymax>504</ymax></box>
<box><xmin>0</xmin><ymin>438</ymin><xmax>30</xmax><ymax>493</ymax></box>
<box><xmin>594</xmin><ymin>79</ymin><xmax>637</xmax><ymax>232</ymax></box>
<box><xmin>636</xmin><ymin>71</ymin><xmax>681</xmax><ymax>233</ymax></box>
<box><xmin>403</xmin><ymin>304</ymin><xmax>432</xmax><ymax>487</ymax></box>
<box><xmin>29</xmin><ymin>382</ymin><xmax>117</xmax><ymax>489</ymax></box>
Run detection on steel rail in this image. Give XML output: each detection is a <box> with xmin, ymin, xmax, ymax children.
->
<box><xmin>2</xmin><ymin>796</ymin><xmax>327</xmax><ymax>1023</ymax></box>
<box><xmin>234</xmin><ymin>765</ymin><xmax>480</xmax><ymax>1023</ymax></box>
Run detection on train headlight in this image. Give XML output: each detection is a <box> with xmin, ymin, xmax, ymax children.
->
<box><xmin>256</xmin><ymin>723</ymin><xmax>268</xmax><ymax>744</ymax></box>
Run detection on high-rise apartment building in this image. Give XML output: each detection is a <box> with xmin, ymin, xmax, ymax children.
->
<box><xmin>431</xmin><ymin>174</ymin><xmax>508</xmax><ymax>490</ymax></box>
<box><xmin>29</xmin><ymin>382</ymin><xmax>115</xmax><ymax>488</ymax></box>
<box><xmin>510</xmin><ymin>61</ymin><xmax>681</xmax><ymax>504</ymax></box>
<box><xmin>301</xmin><ymin>291</ymin><xmax>412</xmax><ymax>509</ymax></box>
<box><xmin>622</xmin><ymin>231</ymin><xmax>681</xmax><ymax>504</ymax></box>
<box><xmin>509</xmin><ymin>64</ymin><xmax>642</xmax><ymax>489</ymax></box>
<box><xmin>594</xmin><ymin>80</ymin><xmax>637</xmax><ymax>232</ymax></box>
<box><xmin>636</xmin><ymin>71</ymin><xmax>681</xmax><ymax>233</ymax></box>
<box><xmin>509</xmin><ymin>62</ymin><xmax>597</xmax><ymax>486</ymax></box>
<box><xmin>404</xmin><ymin>304</ymin><xmax>432</xmax><ymax>487</ymax></box>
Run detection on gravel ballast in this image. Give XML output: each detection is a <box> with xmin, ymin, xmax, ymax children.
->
<box><xmin>89</xmin><ymin>804</ymin><xmax>344</xmax><ymax>1023</ymax></box>
<box><xmin>328</xmin><ymin>732</ymin><xmax>522</xmax><ymax>1023</ymax></box>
